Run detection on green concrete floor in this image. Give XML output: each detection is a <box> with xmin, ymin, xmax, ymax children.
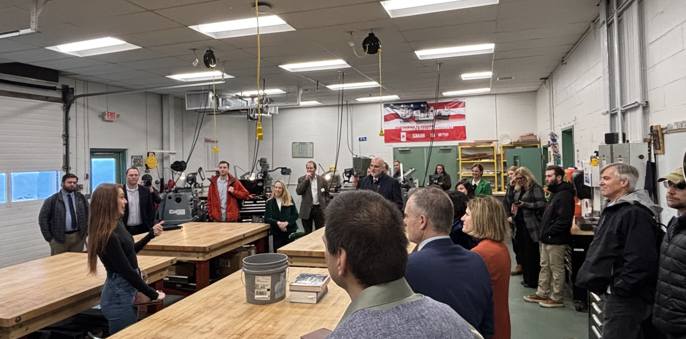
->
<box><xmin>507</xmin><ymin>239</ymin><xmax>588</xmax><ymax>339</ymax></box>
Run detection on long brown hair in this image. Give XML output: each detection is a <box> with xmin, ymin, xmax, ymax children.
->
<box><xmin>87</xmin><ymin>184</ymin><xmax>123</xmax><ymax>274</ymax></box>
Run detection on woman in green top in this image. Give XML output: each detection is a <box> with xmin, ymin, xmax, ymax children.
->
<box><xmin>470</xmin><ymin>163</ymin><xmax>492</xmax><ymax>196</ymax></box>
<box><xmin>264</xmin><ymin>181</ymin><xmax>299</xmax><ymax>251</ymax></box>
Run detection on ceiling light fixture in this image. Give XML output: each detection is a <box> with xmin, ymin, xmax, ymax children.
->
<box><xmin>237</xmin><ymin>89</ymin><xmax>286</xmax><ymax>96</ymax></box>
<box><xmin>167</xmin><ymin>71</ymin><xmax>233</xmax><ymax>82</ymax></box>
<box><xmin>461</xmin><ymin>71</ymin><xmax>492</xmax><ymax>80</ymax></box>
<box><xmin>381</xmin><ymin>0</ymin><xmax>499</xmax><ymax>18</ymax></box>
<box><xmin>443</xmin><ymin>88</ymin><xmax>491</xmax><ymax>96</ymax></box>
<box><xmin>356</xmin><ymin>95</ymin><xmax>400</xmax><ymax>102</ymax></box>
<box><xmin>189</xmin><ymin>15</ymin><xmax>295</xmax><ymax>39</ymax></box>
<box><xmin>299</xmin><ymin>101</ymin><xmax>322</xmax><ymax>106</ymax></box>
<box><xmin>46</xmin><ymin>37</ymin><xmax>141</xmax><ymax>57</ymax></box>
<box><xmin>327</xmin><ymin>81</ymin><xmax>379</xmax><ymax>90</ymax></box>
<box><xmin>415</xmin><ymin>43</ymin><xmax>495</xmax><ymax>60</ymax></box>
<box><xmin>279</xmin><ymin>59</ymin><xmax>350</xmax><ymax>72</ymax></box>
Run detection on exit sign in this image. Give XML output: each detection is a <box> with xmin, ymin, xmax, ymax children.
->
<box><xmin>104</xmin><ymin>111</ymin><xmax>116</xmax><ymax>121</ymax></box>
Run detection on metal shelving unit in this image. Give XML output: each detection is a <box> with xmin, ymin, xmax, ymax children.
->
<box><xmin>458</xmin><ymin>145</ymin><xmax>497</xmax><ymax>192</ymax></box>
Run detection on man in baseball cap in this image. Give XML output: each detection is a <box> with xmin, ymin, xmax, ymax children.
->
<box><xmin>653</xmin><ymin>167</ymin><xmax>686</xmax><ymax>339</ymax></box>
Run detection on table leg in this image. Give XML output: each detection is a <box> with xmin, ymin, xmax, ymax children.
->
<box><xmin>195</xmin><ymin>260</ymin><xmax>211</xmax><ymax>290</ymax></box>
<box><xmin>255</xmin><ymin>236</ymin><xmax>267</xmax><ymax>254</ymax></box>
<box><xmin>146</xmin><ymin>280</ymin><xmax>165</xmax><ymax>313</ymax></box>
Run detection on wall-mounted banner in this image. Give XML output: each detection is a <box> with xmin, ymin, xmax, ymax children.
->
<box><xmin>383</xmin><ymin>101</ymin><xmax>466</xmax><ymax>143</ymax></box>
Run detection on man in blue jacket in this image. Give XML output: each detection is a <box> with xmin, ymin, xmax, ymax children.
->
<box><xmin>405</xmin><ymin>187</ymin><xmax>495</xmax><ymax>339</ymax></box>
<box><xmin>576</xmin><ymin>163</ymin><xmax>662</xmax><ymax>339</ymax></box>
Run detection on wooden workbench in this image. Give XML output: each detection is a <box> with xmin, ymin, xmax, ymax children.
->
<box><xmin>110</xmin><ymin>267</ymin><xmax>347</xmax><ymax>339</ymax></box>
<box><xmin>0</xmin><ymin>253</ymin><xmax>175</xmax><ymax>339</ymax></box>
<box><xmin>278</xmin><ymin>227</ymin><xmax>418</xmax><ymax>267</ymax></box>
<box><xmin>134</xmin><ymin>222</ymin><xmax>269</xmax><ymax>291</ymax></box>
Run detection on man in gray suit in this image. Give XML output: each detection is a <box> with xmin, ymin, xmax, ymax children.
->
<box><xmin>296</xmin><ymin>161</ymin><xmax>329</xmax><ymax>234</ymax></box>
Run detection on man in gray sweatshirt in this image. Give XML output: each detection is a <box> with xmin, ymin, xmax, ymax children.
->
<box><xmin>323</xmin><ymin>190</ymin><xmax>482</xmax><ymax>339</ymax></box>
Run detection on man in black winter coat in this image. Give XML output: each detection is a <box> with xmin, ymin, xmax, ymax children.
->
<box><xmin>576</xmin><ymin>163</ymin><xmax>662</xmax><ymax>339</ymax></box>
<box><xmin>358</xmin><ymin>157</ymin><xmax>403</xmax><ymax>210</ymax></box>
<box><xmin>653</xmin><ymin>167</ymin><xmax>686</xmax><ymax>339</ymax></box>
<box><xmin>523</xmin><ymin>165</ymin><xmax>575</xmax><ymax>308</ymax></box>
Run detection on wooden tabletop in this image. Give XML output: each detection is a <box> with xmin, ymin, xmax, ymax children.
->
<box><xmin>134</xmin><ymin>222</ymin><xmax>269</xmax><ymax>261</ymax></box>
<box><xmin>0</xmin><ymin>253</ymin><xmax>175</xmax><ymax>339</ymax></box>
<box><xmin>110</xmin><ymin>267</ymin><xmax>348</xmax><ymax>339</ymax></box>
<box><xmin>571</xmin><ymin>223</ymin><xmax>594</xmax><ymax>236</ymax></box>
<box><xmin>279</xmin><ymin>228</ymin><xmax>418</xmax><ymax>267</ymax></box>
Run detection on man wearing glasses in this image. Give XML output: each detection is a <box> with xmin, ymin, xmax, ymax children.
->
<box><xmin>653</xmin><ymin>167</ymin><xmax>686</xmax><ymax>339</ymax></box>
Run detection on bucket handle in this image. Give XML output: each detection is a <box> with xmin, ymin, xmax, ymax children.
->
<box><xmin>240</xmin><ymin>267</ymin><xmax>291</xmax><ymax>299</ymax></box>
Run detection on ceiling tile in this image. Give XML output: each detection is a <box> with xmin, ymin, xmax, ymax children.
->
<box><xmin>0</xmin><ymin>48</ymin><xmax>69</xmax><ymax>63</ymax></box>
<box><xmin>33</xmin><ymin>57</ymin><xmax>109</xmax><ymax>70</ymax></box>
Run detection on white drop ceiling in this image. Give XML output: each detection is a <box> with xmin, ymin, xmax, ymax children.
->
<box><xmin>0</xmin><ymin>0</ymin><xmax>599</xmax><ymax>104</ymax></box>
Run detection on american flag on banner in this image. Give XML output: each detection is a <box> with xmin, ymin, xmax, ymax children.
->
<box><xmin>383</xmin><ymin>101</ymin><xmax>466</xmax><ymax>143</ymax></box>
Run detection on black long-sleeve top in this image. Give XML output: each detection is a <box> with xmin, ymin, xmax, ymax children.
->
<box><xmin>99</xmin><ymin>219</ymin><xmax>158</xmax><ymax>300</ymax></box>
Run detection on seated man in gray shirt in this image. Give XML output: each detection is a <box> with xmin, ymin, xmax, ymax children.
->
<box><xmin>323</xmin><ymin>190</ymin><xmax>482</xmax><ymax>339</ymax></box>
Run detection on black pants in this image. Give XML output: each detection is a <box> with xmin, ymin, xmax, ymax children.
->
<box><xmin>603</xmin><ymin>294</ymin><xmax>663</xmax><ymax>339</ymax></box>
<box><xmin>516</xmin><ymin>220</ymin><xmax>540</xmax><ymax>286</ymax></box>
<box><xmin>126</xmin><ymin>224</ymin><xmax>149</xmax><ymax>236</ymax></box>
<box><xmin>511</xmin><ymin>222</ymin><xmax>522</xmax><ymax>265</ymax></box>
<box><xmin>302</xmin><ymin>205</ymin><xmax>324</xmax><ymax>234</ymax></box>
<box><xmin>272</xmin><ymin>231</ymin><xmax>291</xmax><ymax>252</ymax></box>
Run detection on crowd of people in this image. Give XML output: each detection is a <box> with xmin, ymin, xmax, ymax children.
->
<box><xmin>36</xmin><ymin>156</ymin><xmax>686</xmax><ymax>339</ymax></box>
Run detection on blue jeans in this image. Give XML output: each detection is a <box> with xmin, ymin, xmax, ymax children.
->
<box><xmin>100</xmin><ymin>271</ymin><xmax>139</xmax><ymax>335</ymax></box>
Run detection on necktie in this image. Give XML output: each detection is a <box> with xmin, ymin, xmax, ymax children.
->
<box><xmin>67</xmin><ymin>194</ymin><xmax>78</xmax><ymax>231</ymax></box>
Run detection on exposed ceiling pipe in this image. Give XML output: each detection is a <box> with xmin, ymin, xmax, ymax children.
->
<box><xmin>0</xmin><ymin>0</ymin><xmax>51</xmax><ymax>39</ymax></box>
<box><xmin>611</xmin><ymin>0</ymin><xmax>624</xmax><ymax>142</ymax></box>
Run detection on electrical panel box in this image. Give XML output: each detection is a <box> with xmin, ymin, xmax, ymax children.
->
<box><xmin>595</xmin><ymin>143</ymin><xmax>648</xmax><ymax>190</ymax></box>
<box><xmin>598</xmin><ymin>145</ymin><xmax>613</xmax><ymax>168</ymax></box>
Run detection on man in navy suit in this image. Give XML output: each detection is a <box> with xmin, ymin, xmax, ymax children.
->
<box><xmin>405</xmin><ymin>187</ymin><xmax>495</xmax><ymax>339</ymax></box>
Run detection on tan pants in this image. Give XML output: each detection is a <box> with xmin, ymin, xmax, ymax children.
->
<box><xmin>536</xmin><ymin>243</ymin><xmax>567</xmax><ymax>302</ymax></box>
<box><xmin>49</xmin><ymin>232</ymin><xmax>86</xmax><ymax>256</ymax></box>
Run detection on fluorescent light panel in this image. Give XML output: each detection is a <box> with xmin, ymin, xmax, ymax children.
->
<box><xmin>415</xmin><ymin>43</ymin><xmax>495</xmax><ymax>60</ymax></box>
<box><xmin>189</xmin><ymin>15</ymin><xmax>295</xmax><ymax>39</ymax></box>
<box><xmin>279</xmin><ymin>59</ymin><xmax>350</xmax><ymax>72</ymax></box>
<box><xmin>237</xmin><ymin>89</ymin><xmax>286</xmax><ymax>96</ymax></box>
<box><xmin>356</xmin><ymin>95</ymin><xmax>400</xmax><ymax>102</ymax></box>
<box><xmin>381</xmin><ymin>0</ymin><xmax>499</xmax><ymax>18</ymax></box>
<box><xmin>46</xmin><ymin>37</ymin><xmax>140</xmax><ymax>57</ymax></box>
<box><xmin>327</xmin><ymin>81</ymin><xmax>379</xmax><ymax>90</ymax></box>
<box><xmin>300</xmin><ymin>101</ymin><xmax>322</xmax><ymax>106</ymax></box>
<box><xmin>461</xmin><ymin>71</ymin><xmax>492</xmax><ymax>80</ymax></box>
<box><xmin>167</xmin><ymin>71</ymin><xmax>233</xmax><ymax>82</ymax></box>
<box><xmin>443</xmin><ymin>88</ymin><xmax>490</xmax><ymax>96</ymax></box>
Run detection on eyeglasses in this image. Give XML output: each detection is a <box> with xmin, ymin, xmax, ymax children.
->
<box><xmin>515</xmin><ymin>177</ymin><xmax>524</xmax><ymax>181</ymax></box>
<box><xmin>663</xmin><ymin>180</ymin><xmax>686</xmax><ymax>190</ymax></box>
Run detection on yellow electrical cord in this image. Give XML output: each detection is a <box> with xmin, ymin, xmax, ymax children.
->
<box><xmin>212</xmin><ymin>79</ymin><xmax>219</xmax><ymax>152</ymax></box>
<box><xmin>255</xmin><ymin>0</ymin><xmax>263</xmax><ymax>141</ymax></box>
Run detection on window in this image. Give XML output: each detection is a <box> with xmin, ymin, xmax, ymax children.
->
<box><xmin>0</xmin><ymin>173</ymin><xmax>6</xmax><ymax>204</ymax></box>
<box><xmin>11</xmin><ymin>171</ymin><xmax>60</xmax><ymax>202</ymax></box>
<box><xmin>91</xmin><ymin>149</ymin><xmax>127</xmax><ymax>191</ymax></box>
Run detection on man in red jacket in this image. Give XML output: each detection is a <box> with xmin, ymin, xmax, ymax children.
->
<box><xmin>207</xmin><ymin>161</ymin><xmax>250</xmax><ymax>222</ymax></box>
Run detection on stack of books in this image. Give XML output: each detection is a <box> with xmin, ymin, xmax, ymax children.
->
<box><xmin>289</xmin><ymin>273</ymin><xmax>330</xmax><ymax>304</ymax></box>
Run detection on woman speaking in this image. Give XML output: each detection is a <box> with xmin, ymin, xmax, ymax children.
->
<box><xmin>87</xmin><ymin>183</ymin><xmax>165</xmax><ymax>334</ymax></box>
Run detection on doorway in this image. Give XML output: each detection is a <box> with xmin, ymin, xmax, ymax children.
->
<box><xmin>90</xmin><ymin>149</ymin><xmax>127</xmax><ymax>192</ymax></box>
<box><xmin>561</xmin><ymin>127</ymin><xmax>574</xmax><ymax>168</ymax></box>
